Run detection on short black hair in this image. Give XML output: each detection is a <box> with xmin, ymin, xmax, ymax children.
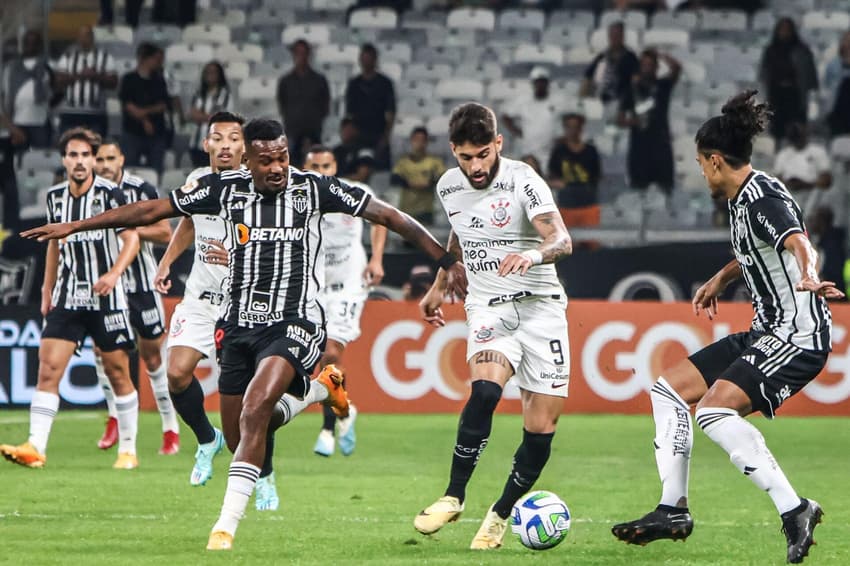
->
<box><xmin>361</xmin><ymin>43</ymin><xmax>377</xmax><ymax>57</ymax></box>
<box><xmin>563</xmin><ymin>112</ymin><xmax>585</xmax><ymax>124</ymax></box>
<box><xmin>290</xmin><ymin>38</ymin><xmax>310</xmax><ymax>52</ymax></box>
<box><xmin>411</xmin><ymin>126</ymin><xmax>429</xmax><ymax>138</ymax></box>
<box><xmin>695</xmin><ymin>90</ymin><xmax>771</xmax><ymax>168</ymax></box>
<box><xmin>58</xmin><ymin>127</ymin><xmax>101</xmax><ymax>156</ymax></box>
<box><xmin>243</xmin><ymin>118</ymin><xmax>285</xmax><ymax>146</ymax></box>
<box><xmin>136</xmin><ymin>42</ymin><xmax>162</xmax><ymax>60</ymax></box>
<box><xmin>449</xmin><ymin>103</ymin><xmax>497</xmax><ymax>146</ymax></box>
<box><xmin>305</xmin><ymin>144</ymin><xmax>333</xmax><ymax>155</ymax></box>
<box><xmin>99</xmin><ymin>138</ymin><xmax>123</xmax><ymax>151</ymax></box>
<box><xmin>208</xmin><ymin>111</ymin><xmax>245</xmax><ymax>129</ymax></box>
<box><xmin>340</xmin><ymin>116</ymin><xmax>356</xmax><ymax>129</ymax></box>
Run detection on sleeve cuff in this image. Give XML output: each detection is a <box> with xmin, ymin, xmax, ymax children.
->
<box><xmin>775</xmin><ymin>227</ymin><xmax>804</xmax><ymax>251</ymax></box>
<box><xmin>352</xmin><ymin>193</ymin><xmax>371</xmax><ymax>217</ymax></box>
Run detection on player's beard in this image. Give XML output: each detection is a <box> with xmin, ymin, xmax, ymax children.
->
<box><xmin>464</xmin><ymin>154</ymin><xmax>500</xmax><ymax>190</ymax></box>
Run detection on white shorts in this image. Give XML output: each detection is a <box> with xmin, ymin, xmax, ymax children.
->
<box><xmin>321</xmin><ymin>281</ymin><xmax>368</xmax><ymax>345</ymax></box>
<box><xmin>465</xmin><ymin>295</ymin><xmax>570</xmax><ymax>397</ymax></box>
<box><xmin>166</xmin><ymin>298</ymin><xmax>220</xmax><ymax>358</ymax></box>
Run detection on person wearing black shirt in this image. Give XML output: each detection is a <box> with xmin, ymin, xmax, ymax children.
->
<box><xmin>581</xmin><ymin>22</ymin><xmax>639</xmax><ymax>104</ymax></box>
<box><xmin>548</xmin><ymin>113</ymin><xmax>601</xmax><ymax>227</ymax></box>
<box><xmin>344</xmin><ymin>44</ymin><xmax>395</xmax><ymax>170</ymax></box>
<box><xmin>619</xmin><ymin>49</ymin><xmax>680</xmax><ymax>194</ymax></box>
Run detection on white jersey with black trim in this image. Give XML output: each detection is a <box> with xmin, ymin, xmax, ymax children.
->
<box><xmin>436</xmin><ymin>157</ymin><xmax>565</xmax><ymax>307</ymax></box>
<box><xmin>181</xmin><ymin>166</ymin><xmax>231</xmax><ymax>304</ymax></box>
<box><xmin>321</xmin><ymin>178</ymin><xmax>373</xmax><ymax>286</ymax></box>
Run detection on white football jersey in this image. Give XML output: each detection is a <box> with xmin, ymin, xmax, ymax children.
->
<box><xmin>436</xmin><ymin>157</ymin><xmax>564</xmax><ymax>306</ymax></box>
<box><xmin>321</xmin><ymin>178</ymin><xmax>373</xmax><ymax>286</ymax></box>
<box><xmin>181</xmin><ymin>166</ymin><xmax>230</xmax><ymax>303</ymax></box>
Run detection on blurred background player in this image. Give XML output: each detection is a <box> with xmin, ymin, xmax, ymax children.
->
<box><xmin>611</xmin><ymin>91</ymin><xmax>842</xmax><ymax>564</ymax></box>
<box><xmin>302</xmin><ymin>145</ymin><xmax>387</xmax><ymax>457</ymax></box>
<box><xmin>414</xmin><ymin>103</ymin><xmax>573</xmax><ymax>550</ymax></box>
<box><xmin>94</xmin><ymin>140</ymin><xmax>179</xmax><ymax>455</ymax></box>
<box><xmin>1</xmin><ymin>128</ymin><xmax>141</xmax><ymax>470</ymax></box>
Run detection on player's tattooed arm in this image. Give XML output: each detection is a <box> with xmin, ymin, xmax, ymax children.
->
<box><xmin>447</xmin><ymin>230</ymin><xmax>463</xmax><ymax>264</ymax></box>
<box><xmin>497</xmin><ymin>212</ymin><xmax>572</xmax><ymax>276</ymax></box>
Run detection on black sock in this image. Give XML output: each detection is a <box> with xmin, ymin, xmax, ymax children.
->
<box><xmin>492</xmin><ymin>429</ymin><xmax>554</xmax><ymax>519</ymax></box>
<box><xmin>169</xmin><ymin>376</ymin><xmax>215</xmax><ymax>445</ymax></box>
<box><xmin>445</xmin><ymin>380</ymin><xmax>503</xmax><ymax>504</ymax></box>
<box><xmin>260</xmin><ymin>431</ymin><xmax>275</xmax><ymax>478</ymax></box>
<box><xmin>322</xmin><ymin>404</ymin><xmax>336</xmax><ymax>433</ymax></box>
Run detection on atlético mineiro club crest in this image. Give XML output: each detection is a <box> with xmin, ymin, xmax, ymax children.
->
<box><xmin>490</xmin><ymin>199</ymin><xmax>511</xmax><ymax>228</ymax></box>
<box><xmin>90</xmin><ymin>198</ymin><xmax>103</xmax><ymax>215</ymax></box>
<box><xmin>290</xmin><ymin>186</ymin><xmax>309</xmax><ymax>214</ymax></box>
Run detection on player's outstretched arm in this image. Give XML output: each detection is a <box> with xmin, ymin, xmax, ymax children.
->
<box><xmin>21</xmin><ymin>198</ymin><xmax>178</xmax><ymax>242</ymax></box>
<box><xmin>786</xmin><ymin>233</ymin><xmax>846</xmax><ymax>299</ymax></box>
<box><xmin>498</xmin><ymin>211</ymin><xmax>573</xmax><ymax>276</ymax></box>
<box><xmin>360</xmin><ymin>197</ymin><xmax>467</xmax><ymax>298</ymax></box>
<box><xmin>154</xmin><ymin>216</ymin><xmax>195</xmax><ymax>294</ymax></box>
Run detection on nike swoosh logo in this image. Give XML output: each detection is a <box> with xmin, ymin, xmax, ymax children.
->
<box><xmin>448</xmin><ymin>210</ymin><xmax>462</xmax><ymax>217</ymax></box>
<box><xmin>551</xmin><ymin>382</ymin><xmax>568</xmax><ymax>389</ymax></box>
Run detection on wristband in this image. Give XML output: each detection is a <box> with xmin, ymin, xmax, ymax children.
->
<box><xmin>522</xmin><ymin>249</ymin><xmax>543</xmax><ymax>265</ymax></box>
<box><xmin>437</xmin><ymin>252</ymin><xmax>458</xmax><ymax>270</ymax></box>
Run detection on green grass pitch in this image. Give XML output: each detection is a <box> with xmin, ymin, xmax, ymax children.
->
<box><xmin>0</xmin><ymin>411</ymin><xmax>848</xmax><ymax>565</ymax></box>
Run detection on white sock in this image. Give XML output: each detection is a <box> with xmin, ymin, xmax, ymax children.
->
<box><xmin>696</xmin><ymin>407</ymin><xmax>802</xmax><ymax>514</ymax></box>
<box><xmin>275</xmin><ymin>380</ymin><xmax>329</xmax><ymax>427</ymax></box>
<box><xmin>96</xmin><ymin>356</ymin><xmax>118</xmax><ymax>419</ymax></box>
<box><xmin>212</xmin><ymin>462</ymin><xmax>261</xmax><ymax>536</ymax></box>
<box><xmin>651</xmin><ymin>377</ymin><xmax>692</xmax><ymax>508</ymax></box>
<box><xmin>114</xmin><ymin>391</ymin><xmax>139</xmax><ymax>456</ymax></box>
<box><xmin>148</xmin><ymin>364</ymin><xmax>179</xmax><ymax>433</ymax></box>
<box><xmin>28</xmin><ymin>391</ymin><xmax>59</xmax><ymax>455</ymax></box>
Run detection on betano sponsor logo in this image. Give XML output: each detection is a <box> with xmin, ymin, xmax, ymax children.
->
<box><xmin>236</xmin><ymin>224</ymin><xmax>305</xmax><ymax>245</ymax></box>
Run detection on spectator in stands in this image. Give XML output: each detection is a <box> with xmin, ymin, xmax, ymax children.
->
<box><xmin>809</xmin><ymin>206</ymin><xmax>848</xmax><ymax>302</ymax></box>
<box><xmin>277</xmin><ymin>39</ymin><xmax>330</xmax><ymax>168</ymax></box>
<box><xmin>548</xmin><ymin>113</ymin><xmax>601</xmax><ymax>227</ymax></box>
<box><xmin>119</xmin><ymin>43</ymin><xmax>171</xmax><ymax>176</ymax></box>
<box><xmin>501</xmin><ymin>66</ymin><xmax>559</xmax><ymax>166</ymax></box>
<box><xmin>402</xmin><ymin>265</ymin><xmax>435</xmax><ymax>302</ymax></box>
<box><xmin>759</xmin><ymin>17</ymin><xmax>818</xmax><ymax>142</ymax></box>
<box><xmin>580</xmin><ymin>21</ymin><xmax>639</xmax><ymax>106</ymax></box>
<box><xmin>618</xmin><ymin>49</ymin><xmax>680</xmax><ymax>195</ymax></box>
<box><xmin>348</xmin><ymin>148</ymin><xmax>377</xmax><ymax>185</ymax></box>
<box><xmin>188</xmin><ymin>62</ymin><xmax>232</xmax><ymax>167</ymax></box>
<box><xmin>345</xmin><ymin>43</ymin><xmax>396</xmax><ymax>170</ymax></box>
<box><xmin>520</xmin><ymin>154</ymin><xmax>543</xmax><ymax>176</ymax></box>
<box><xmin>100</xmin><ymin>0</ymin><xmax>143</xmax><ymax>27</ymax></box>
<box><xmin>391</xmin><ymin>127</ymin><xmax>445</xmax><ymax>225</ymax></box>
<box><xmin>152</xmin><ymin>0</ymin><xmax>196</xmax><ymax>27</ymax></box>
<box><xmin>773</xmin><ymin>122</ymin><xmax>832</xmax><ymax>215</ymax></box>
<box><xmin>333</xmin><ymin>117</ymin><xmax>363</xmax><ymax>177</ymax></box>
<box><xmin>55</xmin><ymin>25</ymin><xmax>117</xmax><ymax>137</ymax></box>
<box><xmin>1</xmin><ymin>29</ymin><xmax>54</xmax><ymax>149</ymax></box>
<box><xmin>824</xmin><ymin>31</ymin><xmax>850</xmax><ymax>138</ymax></box>
<box><xmin>0</xmin><ymin>125</ymin><xmax>19</xmax><ymax>230</ymax></box>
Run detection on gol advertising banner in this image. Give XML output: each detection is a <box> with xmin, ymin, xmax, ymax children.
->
<box><xmin>137</xmin><ymin>299</ymin><xmax>850</xmax><ymax>416</ymax></box>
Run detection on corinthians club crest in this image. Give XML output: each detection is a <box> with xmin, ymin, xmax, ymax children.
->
<box><xmin>290</xmin><ymin>185</ymin><xmax>309</xmax><ymax>214</ymax></box>
<box><xmin>490</xmin><ymin>198</ymin><xmax>511</xmax><ymax>228</ymax></box>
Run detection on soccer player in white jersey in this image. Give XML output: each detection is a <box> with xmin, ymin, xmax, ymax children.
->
<box><xmin>413</xmin><ymin>103</ymin><xmax>574</xmax><ymax>550</ymax></box>
<box><xmin>302</xmin><ymin>145</ymin><xmax>387</xmax><ymax>457</ymax></box>
<box><xmin>1</xmin><ymin>128</ymin><xmax>141</xmax><ymax>470</ymax></box>
<box><xmin>94</xmin><ymin>140</ymin><xmax>180</xmax><ymax>455</ymax></box>
<box><xmin>612</xmin><ymin>91</ymin><xmax>843</xmax><ymax>564</ymax></box>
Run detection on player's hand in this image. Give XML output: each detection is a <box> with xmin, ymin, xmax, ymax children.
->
<box><xmin>204</xmin><ymin>240</ymin><xmax>229</xmax><ymax>266</ymax></box>
<box><xmin>444</xmin><ymin>262</ymin><xmax>468</xmax><ymax>301</ymax></box>
<box><xmin>498</xmin><ymin>253</ymin><xmax>534</xmax><ymax>277</ymax></box>
<box><xmin>94</xmin><ymin>272</ymin><xmax>119</xmax><ymax>296</ymax></box>
<box><xmin>364</xmin><ymin>258</ymin><xmax>384</xmax><ymax>286</ymax></box>
<box><xmin>20</xmin><ymin>222</ymin><xmax>76</xmax><ymax>242</ymax></box>
<box><xmin>40</xmin><ymin>289</ymin><xmax>53</xmax><ymax>317</ymax></box>
<box><xmin>419</xmin><ymin>285</ymin><xmax>446</xmax><ymax>327</ymax></box>
<box><xmin>692</xmin><ymin>279</ymin><xmax>723</xmax><ymax>320</ymax></box>
<box><xmin>797</xmin><ymin>276</ymin><xmax>846</xmax><ymax>299</ymax></box>
<box><xmin>154</xmin><ymin>263</ymin><xmax>171</xmax><ymax>294</ymax></box>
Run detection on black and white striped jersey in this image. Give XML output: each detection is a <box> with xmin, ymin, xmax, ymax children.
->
<box><xmin>46</xmin><ymin>175</ymin><xmax>129</xmax><ymax>311</ymax></box>
<box><xmin>168</xmin><ymin>167</ymin><xmax>372</xmax><ymax>328</ymax></box>
<box><xmin>189</xmin><ymin>87</ymin><xmax>232</xmax><ymax>149</ymax></box>
<box><xmin>56</xmin><ymin>47</ymin><xmax>115</xmax><ymax>112</ymax></box>
<box><xmin>728</xmin><ymin>170</ymin><xmax>832</xmax><ymax>351</ymax></box>
<box><xmin>119</xmin><ymin>172</ymin><xmax>160</xmax><ymax>294</ymax></box>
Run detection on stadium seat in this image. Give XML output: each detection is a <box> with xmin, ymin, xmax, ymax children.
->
<box><xmin>198</xmin><ymin>8</ymin><xmax>246</xmax><ymax>26</ymax></box>
<box><xmin>435</xmin><ymin>78</ymin><xmax>485</xmax><ymax>101</ymax></box>
<box><xmin>239</xmin><ymin>97</ymin><xmax>278</xmax><ymax>118</ymax></box>
<box><xmin>161</xmin><ymin>168</ymin><xmax>193</xmax><ymax>191</ymax></box>
<box><xmin>215</xmin><ymin>43</ymin><xmax>263</xmax><ymax>64</ymax></box>
<box><xmin>487</xmin><ymin>29</ymin><xmax>540</xmax><ymax>49</ymax></box>
<box><xmin>126</xmin><ymin>167</ymin><xmax>159</xmax><ymax>187</ymax></box>
<box><xmin>486</xmin><ymin>80</ymin><xmax>530</xmax><ymax>103</ymax></box>
<box><xmin>349</xmin><ymin>7</ymin><xmax>398</xmax><ymax>29</ymax></box>
<box><xmin>182</xmin><ymin>23</ymin><xmax>231</xmax><ymax>45</ymax></box>
<box><xmin>16</xmin><ymin>170</ymin><xmax>55</xmax><ymax>207</ymax></box>
<box><xmin>311</xmin><ymin>0</ymin><xmax>356</xmax><ymax>9</ymax></box>
<box><xmin>802</xmin><ymin>11</ymin><xmax>850</xmax><ymax>31</ymax></box>
<box><xmin>548</xmin><ymin>10</ymin><xmax>595</xmax><ymax>29</ymax></box>
<box><xmin>400</xmin><ymin>11</ymin><xmax>446</xmax><ymax>31</ymax></box>
<box><xmin>169</xmin><ymin>61</ymin><xmax>202</xmax><ymax>84</ymax></box>
<box><xmin>166</xmin><ymin>43</ymin><xmax>214</xmax><ymax>65</ymax></box>
<box><xmin>135</xmin><ymin>24</ymin><xmax>182</xmax><ymax>45</ymax></box>
<box><xmin>681</xmin><ymin>60</ymin><xmax>707</xmax><ymax>83</ymax></box>
<box><xmin>599</xmin><ymin>10</ymin><xmax>648</xmax><ymax>30</ymax></box>
<box><xmin>99</xmin><ymin>40</ymin><xmax>135</xmax><ymax>60</ymax></box>
<box><xmin>398</xmin><ymin>97</ymin><xmax>442</xmax><ymax>117</ymax></box>
<box><xmin>394</xmin><ymin>114</ymin><xmax>426</xmax><ymax>135</ymax></box>
<box><xmin>651</xmin><ymin>11</ymin><xmax>698</xmax><ymax>31</ymax></box>
<box><xmin>281</xmin><ymin>24</ymin><xmax>334</xmax><ymax>46</ymax></box>
<box><xmin>698</xmin><ymin>10</ymin><xmax>748</xmax><ymax>31</ymax></box>
<box><xmin>542</xmin><ymin>26</ymin><xmax>589</xmax><ymax>47</ymax></box>
<box><xmin>830</xmin><ymin>135</ymin><xmax>850</xmax><ymax>162</ymax></box>
<box><xmin>454</xmin><ymin>61</ymin><xmax>503</xmax><ymax>81</ymax></box>
<box><xmin>446</xmin><ymin>8</ymin><xmax>496</xmax><ymax>31</ymax></box>
<box><xmin>752</xmin><ymin>135</ymin><xmax>776</xmax><ymax>158</ymax></box>
<box><xmin>248</xmin><ymin>7</ymin><xmax>295</xmax><ymax>27</ymax></box>
<box><xmin>751</xmin><ymin>10</ymin><xmax>777</xmax><ymax>32</ymax></box>
<box><xmin>426</xmin><ymin>115</ymin><xmax>450</xmax><ymax>136</ymax></box>
<box><xmin>405</xmin><ymin>62</ymin><xmax>453</xmax><ymax>81</ymax></box>
<box><xmin>413</xmin><ymin>46</ymin><xmax>456</xmax><ymax>64</ymax></box>
<box><xmin>315</xmin><ymin>44</ymin><xmax>359</xmax><ymax>65</ymax></box>
<box><xmin>94</xmin><ymin>25</ymin><xmax>133</xmax><ymax>44</ymax></box>
<box><xmin>672</xmin><ymin>43</ymin><xmax>715</xmax><ymax>64</ymax></box>
<box><xmin>513</xmin><ymin>44</ymin><xmax>564</xmax><ymax>66</ymax></box>
<box><xmin>238</xmin><ymin>77</ymin><xmax>278</xmax><ymax>101</ymax></box>
<box><xmin>397</xmin><ymin>79</ymin><xmax>436</xmax><ymax>102</ymax></box>
<box><xmin>498</xmin><ymin>9</ymin><xmax>545</xmax><ymax>31</ymax></box>
<box><xmin>380</xmin><ymin>61</ymin><xmax>403</xmax><ymax>84</ymax></box>
<box><xmin>426</xmin><ymin>28</ymin><xmax>481</xmax><ymax>48</ymax></box>
<box><xmin>375</xmin><ymin>42</ymin><xmax>412</xmax><ymax>64</ymax></box>
<box><xmin>565</xmin><ymin>45</ymin><xmax>597</xmax><ymax>65</ymax></box>
<box><xmin>222</xmin><ymin>60</ymin><xmax>251</xmax><ymax>81</ymax></box>
<box><xmin>671</xmin><ymin>99</ymin><xmax>710</xmax><ymax>121</ymax></box>
<box><xmin>20</xmin><ymin>150</ymin><xmax>56</xmax><ymax>172</ymax></box>
<box><xmin>590</xmin><ymin>28</ymin><xmax>640</xmax><ymax>52</ymax></box>
<box><xmin>643</xmin><ymin>28</ymin><xmax>690</xmax><ymax>49</ymax></box>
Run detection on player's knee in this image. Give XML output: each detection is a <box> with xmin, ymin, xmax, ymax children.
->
<box><xmin>142</xmin><ymin>350</ymin><xmax>162</xmax><ymax>372</ymax></box>
<box><xmin>166</xmin><ymin>360</ymin><xmax>194</xmax><ymax>388</ymax></box>
<box><xmin>239</xmin><ymin>400</ymin><xmax>275</xmax><ymax>432</ymax></box>
<box><xmin>468</xmin><ymin>380</ymin><xmax>503</xmax><ymax>413</ymax></box>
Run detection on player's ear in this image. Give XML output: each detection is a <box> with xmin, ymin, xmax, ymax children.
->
<box><xmin>202</xmin><ymin>136</ymin><xmax>209</xmax><ymax>154</ymax></box>
<box><xmin>449</xmin><ymin>142</ymin><xmax>457</xmax><ymax>158</ymax></box>
<box><xmin>494</xmin><ymin>134</ymin><xmax>503</xmax><ymax>153</ymax></box>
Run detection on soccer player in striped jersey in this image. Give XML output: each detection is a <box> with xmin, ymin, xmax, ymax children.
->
<box><xmin>1</xmin><ymin>128</ymin><xmax>141</xmax><ymax>470</ymax></box>
<box><xmin>23</xmin><ymin>119</ymin><xmax>467</xmax><ymax>550</ymax></box>
<box><xmin>302</xmin><ymin>145</ymin><xmax>387</xmax><ymax>458</ymax></box>
<box><xmin>612</xmin><ymin>91</ymin><xmax>844</xmax><ymax>564</ymax></box>
<box><xmin>94</xmin><ymin>140</ymin><xmax>180</xmax><ymax>455</ymax></box>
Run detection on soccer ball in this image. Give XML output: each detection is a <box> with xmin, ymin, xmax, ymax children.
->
<box><xmin>510</xmin><ymin>490</ymin><xmax>571</xmax><ymax>550</ymax></box>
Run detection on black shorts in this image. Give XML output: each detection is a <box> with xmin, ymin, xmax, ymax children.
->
<box><xmin>42</xmin><ymin>307</ymin><xmax>134</xmax><ymax>353</ymax></box>
<box><xmin>215</xmin><ymin>318</ymin><xmax>326</xmax><ymax>397</ymax></box>
<box><xmin>127</xmin><ymin>291</ymin><xmax>166</xmax><ymax>340</ymax></box>
<box><xmin>689</xmin><ymin>331</ymin><xmax>828</xmax><ymax>418</ymax></box>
